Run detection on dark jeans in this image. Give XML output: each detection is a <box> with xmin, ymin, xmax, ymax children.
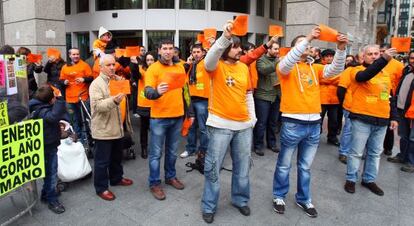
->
<box><xmin>41</xmin><ymin>147</ymin><xmax>59</xmax><ymax>203</ymax></box>
<box><xmin>140</xmin><ymin>115</ymin><xmax>150</xmax><ymax>148</ymax></box>
<box><xmin>93</xmin><ymin>138</ymin><xmax>124</xmax><ymax>194</ymax></box>
<box><xmin>67</xmin><ymin>100</ymin><xmax>90</xmax><ymax>142</ymax></box>
<box><xmin>131</xmin><ymin>86</ymin><xmax>138</xmax><ymax>114</ymax></box>
<box><xmin>253</xmin><ymin>97</ymin><xmax>280</xmax><ymax>150</ymax></box>
<box><xmin>186</xmin><ymin>100</ymin><xmax>209</xmax><ymax>154</ymax></box>
<box><xmin>337</xmin><ymin>106</ymin><xmax>343</xmax><ymax>132</ymax></box>
<box><xmin>321</xmin><ymin>104</ymin><xmax>339</xmax><ymax>141</ymax></box>
<box><xmin>383</xmin><ymin>127</ymin><xmax>394</xmax><ymax>151</ymax></box>
<box><xmin>398</xmin><ymin>115</ymin><xmax>414</xmax><ymax>165</ymax></box>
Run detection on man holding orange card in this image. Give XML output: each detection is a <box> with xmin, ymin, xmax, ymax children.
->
<box><xmin>144</xmin><ymin>39</ymin><xmax>187</xmax><ymax>201</ymax></box>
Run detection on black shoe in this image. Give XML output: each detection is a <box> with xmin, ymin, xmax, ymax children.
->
<box><xmin>338</xmin><ymin>154</ymin><xmax>347</xmax><ymax>164</ymax></box>
<box><xmin>383</xmin><ymin>149</ymin><xmax>392</xmax><ymax>156</ymax></box>
<box><xmin>269</xmin><ymin>146</ymin><xmax>280</xmax><ymax>153</ymax></box>
<box><xmin>233</xmin><ymin>204</ymin><xmax>250</xmax><ymax>216</ymax></box>
<box><xmin>336</xmin><ymin>129</ymin><xmax>341</xmax><ymax>135</ymax></box>
<box><xmin>344</xmin><ymin>180</ymin><xmax>355</xmax><ymax>194</ymax></box>
<box><xmin>48</xmin><ymin>201</ymin><xmax>65</xmax><ymax>214</ymax></box>
<box><xmin>387</xmin><ymin>156</ymin><xmax>404</xmax><ymax>164</ymax></box>
<box><xmin>254</xmin><ymin>149</ymin><xmax>264</xmax><ymax>156</ymax></box>
<box><xmin>40</xmin><ymin>196</ymin><xmax>47</xmax><ymax>203</ymax></box>
<box><xmin>327</xmin><ymin>139</ymin><xmax>340</xmax><ymax>146</ymax></box>
<box><xmin>296</xmin><ymin>202</ymin><xmax>318</xmax><ymax>218</ymax></box>
<box><xmin>401</xmin><ymin>164</ymin><xmax>414</xmax><ymax>173</ymax></box>
<box><xmin>202</xmin><ymin>212</ymin><xmax>214</xmax><ymax>224</ymax></box>
<box><xmin>361</xmin><ymin>181</ymin><xmax>384</xmax><ymax>196</ymax></box>
<box><xmin>272</xmin><ymin>198</ymin><xmax>285</xmax><ymax>214</ymax></box>
<box><xmin>141</xmin><ymin>147</ymin><xmax>148</xmax><ymax>159</ymax></box>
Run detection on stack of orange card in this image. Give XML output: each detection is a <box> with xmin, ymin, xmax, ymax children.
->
<box><xmin>125</xmin><ymin>46</ymin><xmax>140</xmax><ymax>57</ymax></box>
<box><xmin>47</xmin><ymin>48</ymin><xmax>61</xmax><ymax>58</ymax></box>
<box><xmin>318</xmin><ymin>24</ymin><xmax>338</xmax><ymax>42</ymax></box>
<box><xmin>109</xmin><ymin>80</ymin><xmax>131</xmax><ymax>96</ymax></box>
<box><xmin>27</xmin><ymin>53</ymin><xmax>42</xmax><ymax>63</ymax></box>
<box><xmin>391</xmin><ymin>37</ymin><xmax>412</xmax><ymax>52</ymax></box>
<box><xmin>231</xmin><ymin>15</ymin><xmax>248</xmax><ymax>36</ymax></box>
<box><xmin>269</xmin><ymin>25</ymin><xmax>284</xmax><ymax>37</ymax></box>
<box><xmin>115</xmin><ymin>49</ymin><xmax>126</xmax><ymax>58</ymax></box>
<box><xmin>279</xmin><ymin>47</ymin><xmax>291</xmax><ymax>57</ymax></box>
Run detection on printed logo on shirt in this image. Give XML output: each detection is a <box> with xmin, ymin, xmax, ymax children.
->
<box><xmin>225</xmin><ymin>76</ymin><xmax>235</xmax><ymax>87</ymax></box>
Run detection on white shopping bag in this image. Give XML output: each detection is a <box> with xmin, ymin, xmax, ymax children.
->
<box><xmin>57</xmin><ymin>138</ymin><xmax>92</xmax><ymax>182</ymax></box>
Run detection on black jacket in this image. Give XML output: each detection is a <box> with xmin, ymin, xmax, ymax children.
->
<box><xmin>44</xmin><ymin>59</ymin><xmax>65</xmax><ymax>85</ymax></box>
<box><xmin>29</xmin><ymin>98</ymin><xmax>67</xmax><ymax>150</ymax></box>
<box><xmin>395</xmin><ymin>65</ymin><xmax>414</xmax><ymax>116</ymax></box>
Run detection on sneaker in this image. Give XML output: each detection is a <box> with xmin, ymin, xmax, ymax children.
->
<box><xmin>202</xmin><ymin>212</ymin><xmax>214</xmax><ymax>224</ymax></box>
<box><xmin>296</xmin><ymin>202</ymin><xmax>318</xmax><ymax>218</ymax></box>
<box><xmin>272</xmin><ymin>198</ymin><xmax>285</xmax><ymax>214</ymax></box>
<box><xmin>401</xmin><ymin>164</ymin><xmax>414</xmax><ymax>173</ymax></box>
<box><xmin>338</xmin><ymin>154</ymin><xmax>347</xmax><ymax>164</ymax></box>
<box><xmin>180</xmin><ymin>151</ymin><xmax>190</xmax><ymax>158</ymax></box>
<box><xmin>48</xmin><ymin>201</ymin><xmax>65</xmax><ymax>214</ymax></box>
<box><xmin>133</xmin><ymin>113</ymin><xmax>140</xmax><ymax>118</ymax></box>
<box><xmin>254</xmin><ymin>149</ymin><xmax>264</xmax><ymax>156</ymax></box>
<box><xmin>383</xmin><ymin>149</ymin><xmax>392</xmax><ymax>156</ymax></box>
<box><xmin>232</xmin><ymin>204</ymin><xmax>250</xmax><ymax>216</ymax></box>
<box><xmin>387</xmin><ymin>156</ymin><xmax>405</xmax><ymax>164</ymax></box>
<box><xmin>361</xmin><ymin>181</ymin><xmax>384</xmax><ymax>196</ymax></box>
<box><xmin>344</xmin><ymin>180</ymin><xmax>355</xmax><ymax>193</ymax></box>
<box><xmin>269</xmin><ymin>146</ymin><xmax>280</xmax><ymax>153</ymax></box>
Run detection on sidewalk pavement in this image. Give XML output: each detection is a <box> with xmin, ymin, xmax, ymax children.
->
<box><xmin>2</xmin><ymin>119</ymin><xmax>414</xmax><ymax>226</ymax></box>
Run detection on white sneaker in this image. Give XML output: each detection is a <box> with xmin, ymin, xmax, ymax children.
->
<box><xmin>180</xmin><ymin>151</ymin><xmax>189</xmax><ymax>158</ymax></box>
<box><xmin>133</xmin><ymin>113</ymin><xmax>140</xmax><ymax>118</ymax></box>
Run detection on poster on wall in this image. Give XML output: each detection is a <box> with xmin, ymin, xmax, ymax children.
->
<box><xmin>14</xmin><ymin>56</ymin><xmax>27</xmax><ymax>78</ymax></box>
<box><xmin>2</xmin><ymin>55</ymin><xmax>18</xmax><ymax>95</ymax></box>
<box><xmin>0</xmin><ymin>59</ymin><xmax>5</xmax><ymax>97</ymax></box>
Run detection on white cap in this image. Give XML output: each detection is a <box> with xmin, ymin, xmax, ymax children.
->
<box><xmin>98</xmin><ymin>26</ymin><xmax>112</xmax><ymax>38</ymax></box>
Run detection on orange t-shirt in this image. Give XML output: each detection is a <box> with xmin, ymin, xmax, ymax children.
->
<box><xmin>137</xmin><ymin>66</ymin><xmax>152</xmax><ymax>108</ymax></box>
<box><xmin>338</xmin><ymin>67</ymin><xmax>355</xmax><ymax>111</ymax></box>
<box><xmin>320</xmin><ymin>74</ymin><xmax>340</xmax><ymax>105</ymax></box>
<box><xmin>93</xmin><ymin>39</ymin><xmax>107</xmax><ymax>58</ymax></box>
<box><xmin>144</xmin><ymin>61</ymin><xmax>185</xmax><ymax>118</ymax></box>
<box><xmin>60</xmin><ymin>60</ymin><xmax>92</xmax><ymax>103</ymax></box>
<box><xmin>383</xmin><ymin>58</ymin><xmax>404</xmax><ymax>95</ymax></box>
<box><xmin>349</xmin><ymin>65</ymin><xmax>392</xmax><ymax>118</ymax></box>
<box><xmin>277</xmin><ymin>62</ymin><xmax>324</xmax><ymax>114</ymax></box>
<box><xmin>248</xmin><ymin>61</ymin><xmax>258</xmax><ymax>90</ymax></box>
<box><xmin>92</xmin><ymin>58</ymin><xmax>100</xmax><ymax>79</ymax></box>
<box><xmin>188</xmin><ymin>60</ymin><xmax>210</xmax><ymax>99</ymax></box>
<box><xmin>207</xmin><ymin>60</ymin><xmax>250</xmax><ymax>121</ymax></box>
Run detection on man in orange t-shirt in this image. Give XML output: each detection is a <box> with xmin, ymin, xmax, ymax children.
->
<box><xmin>60</xmin><ymin>48</ymin><xmax>93</xmax><ymax>142</ymax></box>
<box><xmin>144</xmin><ymin>39</ymin><xmax>187</xmax><ymax>201</ymax></box>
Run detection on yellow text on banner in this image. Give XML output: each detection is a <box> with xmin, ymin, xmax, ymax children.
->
<box><xmin>0</xmin><ymin>100</ymin><xmax>9</xmax><ymax>127</ymax></box>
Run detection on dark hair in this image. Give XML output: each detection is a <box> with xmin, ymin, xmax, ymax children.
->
<box><xmin>16</xmin><ymin>47</ymin><xmax>31</xmax><ymax>56</ymax></box>
<box><xmin>346</xmin><ymin>54</ymin><xmax>355</xmax><ymax>61</ymax></box>
<box><xmin>142</xmin><ymin>52</ymin><xmax>158</xmax><ymax>70</ymax></box>
<box><xmin>221</xmin><ymin>36</ymin><xmax>241</xmax><ymax>60</ymax></box>
<box><xmin>242</xmin><ymin>42</ymin><xmax>255</xmax><ymax>52</ymax></box>
<box><xmin>34</xmin><ymin>85</ymin><xmax>54</xmax><ymax>103</ymax></box>
<box><xmin>158</xmin><ymin>39</ymin><xmax>174</xmax><ymax>48</ymax></box>
<box><xmin>291</xmin><ymin>35</ymin><xmax>306</xmax><ymax>47</ymax></box>
<box><xmin>68</xmin><ymin>48</ymin><xmax>80</xmax><ymax>55</ymax></box>
<box><xmin>380</xmin><ymin>43</ymin><xmax>390</xmax><ymax>49</ymax></box>
<box><xmin>321</xmin><ymin>49</ymin><xmax>335</xmax><ymax>57</ymax></box>
<box><xmin>0</xmin><ymin>45</ymin><xmax>15</xmax><ymax>54</ymax></box>
<box><xmin>191</xmin><ymin>43</ymin><xmax>203</xmax><ymax>51</ymax></box>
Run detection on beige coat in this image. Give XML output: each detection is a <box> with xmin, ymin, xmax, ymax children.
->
<box><xmin>89</xmin><ymin>73</ymin><xmax>132</xmax><ymax>140</ymax></box>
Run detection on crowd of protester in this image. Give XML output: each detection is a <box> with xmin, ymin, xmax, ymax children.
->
<box><xmin>2</xmin><ymin>19</ymin><xmax>414</xmax><ymax>224</ymax></box>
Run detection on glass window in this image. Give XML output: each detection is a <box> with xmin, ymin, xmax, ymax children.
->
<box><xmin>148</xmin><ymin>0</ymin><xmax>174</xmax><ymax>9</ymax></box>
<box><xmin>77</xmin><ymin>33</ymin><xmax>90</xmax><ymax>60</ymax></box>
<box><xmin>211</xmin><ymin>0</ymin><xmax>249</xmax><ymax>13</ymax></box>
<box><xmin>278</xmin><ymin>0</ymin><xmax>285</xmax><ymax>21</ymax></box>
<box><xmin>78</xmin><ymin>0</ymin><xmax>89</xmax><ymax>13</ymax></box>
<box><xmin>180</xmin><ymin>0</ymin><xmax>205</xmax><ymax>9</ymax></box>
<box><xmin>147</xmin><ymin>31</ymin><xmax>175</xmax><ymax>52</ymax></box>
<box><xmin>178</xmin><ymin>31</ymin><xmax>200</xmax><ymax>60</ymax></box>
<box><xmin>66</xmin><ymin>33</ymin><xmax>72</xmax><ymax>56</ymax></box>
<box><xmin>110</xmin><ymin>30</ymin><xmax>143</xmax><ymax>48</ymax></box>
<box><xmin>256</xmin><ymin>0</ymin><xmax>264</xmax><ymax>16</ymax></box>
<box><xmin>65</xmin><ymin>0</ymin><xmax>71</xmax><ymax>15</ymax></box>
<box><xmin>269</xmin><ymin>0</ymin><xmax>275</xmax><ymax>19</ymax></box>
<box><xmin>96</xmin><ymin>0</ymin><xmax>142</xmax><ymax>10</ymax></box>
<box><xmin>255</xmin><ymin>33</ymin><xmax>266</xmax><ymax>46</ymax></box>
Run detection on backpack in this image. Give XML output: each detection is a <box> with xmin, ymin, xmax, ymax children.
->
<box><xmin>185</xmin><ymin>152</ymin><xmax>205</xmax><ymax>175</ymax></box>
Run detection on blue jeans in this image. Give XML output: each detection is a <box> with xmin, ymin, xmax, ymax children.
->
<box><xmin>346</xmin><ymin>119</ymin><xmax>387</xmax><ymax>182</ymax></box>
<box><xmin>398</xmin><ymin>116</ymin><xmax>414</xmax><ymax>165</ymax></box>
<box><xmin>185</xmin><ymin>100</ymin><xmax>209</xmax><ymax>154</ymax></box>
<box><xmin>41</xmin><ymin>147</ymin><xmax>59</xmax><ymax>203</ymax></box>
<box><xmin>67</xmin><ymin>100</ymin><xmax>90</xmax><ymax>141</ymax></box>
<box><xmin>201</xmin><ymin>126</ymin><xmax>252</xmax><ymax>213</ymax></box>
<box><xmin>253</xmin><ymin>97</ymin><xmax>280</xmax><ymax>150</ymax></box>
<box><xmin>273</xmin><ymin>122</ymin><xmax>320</xmax><ymax>204</ymax></box>
<box><xmin>339</xmin><ymin>110</ymin><xmax>352</xmax><ymax>156</ymax></box>
<box><xmin>148</xmin><ymin>117</ymin><xmax>183</xmax><ymax>187</ymax></box>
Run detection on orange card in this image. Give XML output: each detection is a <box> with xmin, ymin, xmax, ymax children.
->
<box><xmin>47</xmin><ymin>48</ymin><xmax>60</xmax><ymax>58</ymax></box>
<box><xmin>125</xmin><ymin>46</ymin><xmax>140</xmax><ymax>57</ymax></box>
<box><xmin>391</xmin><ymin>37</ymin><xmax>411</xmax><ymax>52</ymax></box>
<box><xmin>197</xmin><ymin>33</ymin><xmax>205</xmax><ymax>43</ymax></box>
<box><xmin>318</xmin><ymin>24</ymin><xmax>338</xmax><ymax>42</ymax></box>
<box><xmin>202</xmin><ymin>40</ymin><xmax>211</xmax><ymax>49</ymax></box>
<box><xmin>160</xmin><ymin>72</ymin><xmax>186</xmax><ymax>91</ymax></box>
<box><xmin>269</xmin><ymin>25</ymin><xmax>284</xmax><ymax>37</ymax></box>
<box><xmin>109</xmin><ymin>80</ymin><xmax>131</xmax><ymax>96</ymax></box>
<box><xmin>232</xmin><ymin>15</ymin><xmax>248</xmax><ymax>36</ymax></box>
<box><xmin>181</xmin><ymin>117</ymin><xmax>194</xmax><ymax>137</ymax></box>
<box><xmin>279</xmin><ymin>47</ymin><xmax>291</xmax><ymax>57</ymax></box>
<box><xmin>27</xmin><ymin>53</ymin><xmax>42</xmax><ymax>63</ymax></box>
<box><xmin>115</xmin><ymin>49</ymin><xmax>125</xmax><ymax>58</ymax></box>
<box><xmin>203</xmin><ymin>28</ymin><xmax>217</xmax><ymax>39</ymax></box>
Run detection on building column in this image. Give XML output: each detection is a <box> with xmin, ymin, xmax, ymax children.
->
<box><xmin>2</xmin><ymin>0</ymin><xmax>66</xmax><ymax>57</ymax></box>
<box><xmin>328</xmin><ymin>0</ymin><xmax>349</xmax><ymax>48</ymax></box>
<box><xmin>285</xmin><ymin>0</ymin><xmax>330</xmax><ymax>48</ymax></box>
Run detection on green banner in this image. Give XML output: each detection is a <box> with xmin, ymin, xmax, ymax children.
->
<box><xmin>0</xmin><ymin>119</ymin><xmax>45</xmax><ymax>197</ymax></box>
<box><xmin>0</xmin><ymin>100</ymin><xmax>8</xmax><ymax>127</ymax></box>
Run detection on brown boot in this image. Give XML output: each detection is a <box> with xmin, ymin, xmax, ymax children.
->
<box><xmin>165</xmin><ymin>178</ymin><xmax>185</xmax><ymax>190</ymax></box>
<box><xmin>150</xmin><ymin>185</ymin><xmax>166</xmax><ymax>200</ymax></box>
